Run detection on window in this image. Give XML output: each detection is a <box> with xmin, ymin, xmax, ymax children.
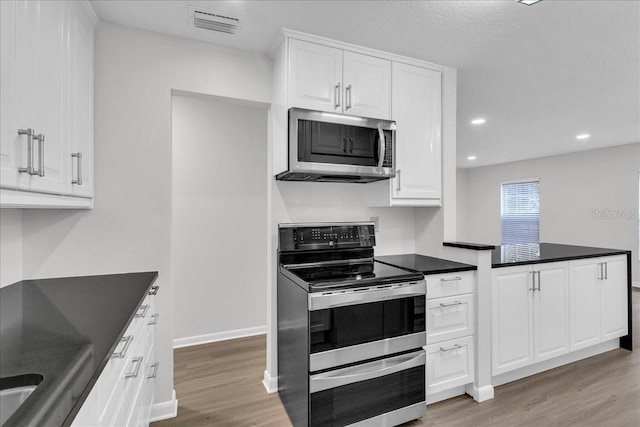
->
<box><xmin>501</xmin><ymin>180</ymin><xmax>540</xmax><ymax>245</ymax></box>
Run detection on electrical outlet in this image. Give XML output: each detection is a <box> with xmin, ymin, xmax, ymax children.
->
<box><xmin>370</xmin><ymin>216</ymin><xmax>379</xmax><ymax>231</ymax></box>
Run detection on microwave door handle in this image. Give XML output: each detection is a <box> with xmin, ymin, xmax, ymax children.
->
<box><xmin>377</xmin><ymin>123</ymin><xmax>385</xmax><ymax>169</ymax></box>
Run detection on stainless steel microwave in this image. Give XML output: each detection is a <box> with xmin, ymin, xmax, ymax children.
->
<box><xmin>276</xmin><ymin>108</ymin><xmax>396</xmax><ymax>183</ymax></box>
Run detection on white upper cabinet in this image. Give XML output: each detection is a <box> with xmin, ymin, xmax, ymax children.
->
<box><xmin>288</xmin><ymin>38</ymin><xmax>391</xmax><ymax>120</ymax></box>
<box><xmin>391</xmin><ymin>62</ymin><xmax>441</xmax><ymax>203</ymax></box>
<box><xmin>0</xmin><ymin>0</ymin><xmax>96</xmax><ymax>208</ymax></box>
<box><xmin>342</xmin><ymin>51</ymin><xmax>391</xmax><ymax>119</ymax></box>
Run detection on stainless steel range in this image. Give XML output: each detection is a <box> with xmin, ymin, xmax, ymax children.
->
<box><xmin>277</xmin><ymin>222</ymin><xmax>427</xmax><ymax>427</ymax></box>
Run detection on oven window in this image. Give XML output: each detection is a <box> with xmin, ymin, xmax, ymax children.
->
<box><xmin>309</xmin><ymin>296</ymin><xmax>426</xmax><ymax>354</ymax></box>
<box><xmin>310</xmin><ymin>364</ymin><xmax>425</xmax><ymax>426</ymax></box>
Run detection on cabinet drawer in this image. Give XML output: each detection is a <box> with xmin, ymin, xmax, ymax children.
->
<box><xmin>426</xmin><ymin>336</ymin><xmax>474</xmax><ymax>395</ymax></box>
<box><xmin>426</xmin><ymin>294</ymin><xmax>474</xmax><ymax>344</ymax></box>
<box><xmin>426</xmin><ymin>272</ymin><xmax>474</xmax><ymax>299</ymax></box>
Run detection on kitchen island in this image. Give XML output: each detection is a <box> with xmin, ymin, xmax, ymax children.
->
<box><xmin>0</xmin><ymin>272</ymin><xmax>158</xmax><ymax>427</ymax></box>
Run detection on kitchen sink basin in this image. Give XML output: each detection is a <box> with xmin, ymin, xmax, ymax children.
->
<box><xmin>0</xmin><ymin>374</ymin><xmax>43</xmax><ymax>426</ymax></box>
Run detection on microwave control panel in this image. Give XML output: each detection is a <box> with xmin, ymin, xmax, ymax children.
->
<box><xmin>279</xmin><ymin>224</ymin><xmax>375</xmax><ymax>251</ymax></box>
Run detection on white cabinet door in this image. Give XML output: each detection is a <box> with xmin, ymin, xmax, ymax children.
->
<box><xmin>492</xmin><ymin>265</ymin><xmax>533</xmax><ymax>375</ymax></box>
<box><xmin>391</xmin><ymin>62</ymin><xmax>441</xmax><ymax>203</ymax></box>
<box><xmin>288</xmin><ymin>39</ymin><xmax>342</xmax><ymax>113</ymax></box>
<box><xmin>342</xmin><ymin>51</ymin><xmax>391</xmax><ymax>119</ymax></box>
<box><xmin>569</xmin><ymin>258</ymin><xmax>601</xmax><ymax>351</ymax></box>
<box><xmin>600</xmin><ymin>255</ymin><xmax>628</xmax><ymax>340</ymax></box>
<box><xmin>26</xmin><ymin>0</ymin><xmax>68</xmax><ymax>194</ymax></box>
<box><xmin>68</xmin><ymin>1</ymin><xmax>94</xmax><ymax>197</ymax></box>
<box><xmin>0</xmin><ymin>0</ymin><xmax>20</xmax><ymax>188</ymax></box>
<box><xmin>533</xmin><ymin>262</ymin><xmax>570</xmax><ymax>362</ymax></box>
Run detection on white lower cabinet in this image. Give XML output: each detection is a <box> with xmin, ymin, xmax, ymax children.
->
<box><xmin>426</xmin><ymin>336</ymin><xmax>474</xmax><ymax>395</ymax></box>
<box><xmin>569</xmin><ymin>255</ymin><xmax>628</xmax><ymax>351</ymax></box>
<box><xmin>492</xmin><ymin>262</ymin><xmax>569</xmax><ymax>376</ymax></box>
<box><xmin>425</xmin><ymin>271</ymin><xmax>475</xmax><ymax>397</ymax></box>
<box><xmin>73</xmin><ymin>288</ymin><xmax>159</xmax><ymax>427</ymax></box>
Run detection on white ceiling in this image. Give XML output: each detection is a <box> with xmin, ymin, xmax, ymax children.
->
<box><xmin>90</xmin><ymin>0</ymin><xmax>640</xmax><ymax>168</ymax></box>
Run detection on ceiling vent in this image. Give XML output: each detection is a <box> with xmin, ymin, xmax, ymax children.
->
<box><xmin>189</xmin><ymin>6</ymin><xmax>241</xmax><ymax>34</ymax></box>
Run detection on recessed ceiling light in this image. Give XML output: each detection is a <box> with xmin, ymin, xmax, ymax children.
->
<box><xmin>576</xmin><ymin>134</ymin><xmax>590</xmax><ymax>140</ymax></box>
<box><xmin>516</xmin><ymin>0</ymin><xmax>543</xmax><ymax>5</ymax></box>
<box><xmin>467</xmin><ymin>156</ymin><xmax>477</xmax><ymax>161</ymax></box>
<box><xmin>471</xmin><ymin>118</ymin><xmax>486</xmax><ymax>125</ymax></box>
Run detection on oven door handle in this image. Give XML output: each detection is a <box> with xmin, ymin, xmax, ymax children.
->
<box><xmin>309</xmin><ymin>350</ymin><xmax>425</xmax><ymax>393</ymax></box>
<box><xmin>308</xmin><ymin>280</ymin><xmax>426</xmax><ymax>311</ymax></box>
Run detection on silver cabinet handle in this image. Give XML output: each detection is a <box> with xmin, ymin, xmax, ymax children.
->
<box><xmin>147</xmin><ymin>362</ymin><xmax>159</xmax><ymax>379</ymax></box>
<box><xmin>396</xmin><ymin>169</ymin><xmax>401</xmax><ymax>191</ymax></box>
<box><xmin>309</xmin><ymin>350</ymin><xmax>425</xmax><ymax>393</ymax></box>
<box><xmin>335</xmin><ymin>83</ymin><xmax>341</xmax><ymax>109</ymax></box>
<box><xmin>597</xmin><ymin>263</ymin><xmax>603</xmax><ymax>280</ymax></box>
<box><xmin>71</xmin><ymin>152</ymin><xmax>83</xmax><ymax>185</ymax></box>
<box><xmin>135</xmin><ymin>304</ymin><xmax>150</xmax><ymax>318</ymax></box>
<box><xmin>439</xmin><ymin>301</ymin><xmax>462</xmax><ymax>308</ymax></box>
<box><xmin>528</xmin><ymin>271</ymin><xmax>536</xmax><ymax>291</ymax></box>
<box><xmin>148</xmin><ymin>285</ymin><xmax>160</xmax><ymax>295</ymax></box>
<box><xmin>440</xmin><ymin>344</ymin><xmax>462</xmax><ymax>352</ymax></box>
<box><xmin>33</xmin><ymin>133</ymin><xmax>44</xmax><ymax>177</ymax></box>
<box><xmin>440</xmin><ymin>277</ymin><xmax>462</xmax><ymax>284</ymax></box>
<box><xmin>125</xmin><ymin>356</ymin><xmax>144</xmax><ymax>379</ymax></box>
<box><xmin>537</xmin><ymin>271</ymin><xmax>541</xmax><ymax>291</ymax></box>
<box><xmin>604</xmin><ymin>262</ymin><xmax>608</xmax><ymax>280</ymax></box>
<box><xmin>18</xmin><ymin>128</ymin><xmax>34</xmax><ymax>175</ymax></box>
<box><xmin>148</xmin><ymin>313</ymin><xmax>159</xmax><ymax>325</ymax></box>
<box><xmin>112</xmin><ymin>335</ymin><xmax>133</xmax><ymax>359</ymax></box>
<box><xmin>345</xmin><ymin>84</ymin><xmax>352</xmax><ymax>110</ymax></box>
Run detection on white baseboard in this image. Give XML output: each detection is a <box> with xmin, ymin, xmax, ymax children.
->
<box><xmin>492</xmin><ymin>339</ymin><xmax>619</xmax><ymax>387</ymax></box>
<box><xmin>633</xmin><ymin>281</ymin><xmax>640</xmax><ymax>288</ymax></box>
<box><xmin>465</xmin><ymin>384</ymin><xmax>494</xmax><ymax>402</ymax></box>
<box><xmin>150</xmin><ymin>389</ymin><xmax>178</xmax><ymax>422</ymax></box>
<box><xmin>173</xmin><ymin>325</ymin><xmax>266</xmax><ymax>349</ymax></box>
<box><xmin>263</xmin><ymin>369</ymin><xmax>278</xmax><ymax>394</ymax></box>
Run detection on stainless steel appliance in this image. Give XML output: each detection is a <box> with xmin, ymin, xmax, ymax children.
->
<box><xmin>276</xmin><ymin>108</ymin><xmax>396</xmax><ymax>183</ymax></box>
<box><xmin>277</xmin><ymin>222</ymin><xmax>426</xmax><ymax>426</ymax></box>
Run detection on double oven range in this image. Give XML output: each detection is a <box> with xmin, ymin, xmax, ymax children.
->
<box><xmin>277</xmin><ymin>222</ymin><xmax>427</xmax><ymax>426</ymax></box>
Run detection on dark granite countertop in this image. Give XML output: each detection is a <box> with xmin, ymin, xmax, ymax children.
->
<box><xmin>375</xmin><ymin>254</ymin><xmax>476</xmax><ymax>275</ymax></box>
<box><xmin>492</xmin><ymin>243</ymin><xmax>631</xmax><ymax>268</ymax></box>
<box><xmin>0</xmin><ymin>272</ymin><xmax>158</xmax><ymax>427</ymax></box>
<box><xmin>443</xmin><ymin>242</ymin><xmax>497</xmax><ymax>250</ymax></box>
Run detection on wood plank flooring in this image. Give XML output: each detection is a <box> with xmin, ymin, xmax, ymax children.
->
<box><xmin>153</xmin><ymin>288</ymin><xmax>640</xmax><ymax>426</ymax></box>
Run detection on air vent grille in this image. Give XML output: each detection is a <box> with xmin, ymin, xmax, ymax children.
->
<box><xmin>191</xmin><ymin>9</ymin><xmax>240</xmax><ymax>34</ymax></box>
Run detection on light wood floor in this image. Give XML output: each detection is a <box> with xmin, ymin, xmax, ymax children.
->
<box><xmin>153</xmin><ymin>289</ymin><xmax>640</xmax><ymax>426</ymax></box>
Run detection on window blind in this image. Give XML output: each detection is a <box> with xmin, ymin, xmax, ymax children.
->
<box><xmin>501</xmin><ymin>180</ymin><xmax>540</xmax><ymax>245</ymax></box>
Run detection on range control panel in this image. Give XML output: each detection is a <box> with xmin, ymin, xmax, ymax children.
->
<box><xmin>279</xmin><ymin>223</ymin><xmax>375</xmax><ymax>251</ymax></box>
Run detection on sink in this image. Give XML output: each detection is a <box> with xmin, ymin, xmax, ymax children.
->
<box><xmin>0</xmin><ymin>374</ymin><xmax>43</xmax><ymax>426</ymax></box>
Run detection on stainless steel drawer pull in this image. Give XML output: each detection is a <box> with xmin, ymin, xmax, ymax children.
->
<box><xmin>125</xmin><ymin>356</ymin><xmax>144</xmax><ymax>379</ymax></box>
<box><xmin>71</xmin><ymin>152</ymin><xmax>83</xmax><ymax>185</ymax></box>
<box><xmin>33</xmin><ymin>133</ymin><xmax>44</xmax><ymax>177</ymax></box>
<box><xmin>112</xmin><ymin>335</ymin><xmax>133</xmax><ymax>359</ymax></box>
<box><xmin>439</xmin><ymin>301</ymin><xmax>462</xmax><ymax>308</ymax></box>
<box><xmin>440</xmin><ymin>277</ymin><xmax>462</xmax><ymax>284</ymax></box>
<box><xmin>135</xmin><ymin>304</ymin><xmax>150</xmax><ymax>318</ymax></box>
<box><xmin>148</xmin><ymin>285</ymin><xmax>160</xmax><ymax>296</ymax></box>
<box><xmin>396</xmin><ymin>169</ymin><xmax>401</xmax><ymax>191</ymax></box>
<box><xmin>18</xmin><ymin>128</ymin><xmax>34</xmax><ymax>175</ymax></box>
<box><xmin>335</xmin><ymin>83</ymin><xmax>341</xmax><ymax>109</ymax></box>
<box><xmin>148</xmin><ymin>313</ymin><xmax>160</xmax><ymax>325</ymax></box>
<box><xmin>440</xmin><ymin>344</ymin><xmax>462</xmax><ymax>352</ymax></box>
<box><xmin>147</xmin><ymin>362</ymin><xmax>160</xmax><ymax>379</ymax></box>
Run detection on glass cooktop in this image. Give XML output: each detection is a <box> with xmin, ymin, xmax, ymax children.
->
<box><xmin>287</xmin><ymin>261</ymin><xmax>423</xmax><ymax>291</ymax></box>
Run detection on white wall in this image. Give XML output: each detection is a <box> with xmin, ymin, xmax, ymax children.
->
<box><xmin>0</xmin><ymin>209</ymin><xmax>22</xmax><ymax>287</ymax></box>
<box><xmin>458</xmin><ymin>142</ymin><xmax>640</xmax><ymax>282</ymax></box>
<box><xmin>171</xmin><ymin>93</ymin><xmax>268</xmax><ymax>344</ymax></box>
<box><xmin>18</xmin><ymin>22</ymin><xmax>272</xmax><ymax>409</ymax></box>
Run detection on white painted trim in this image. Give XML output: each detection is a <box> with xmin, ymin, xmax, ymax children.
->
<box><xmin>633</xmin><ymin>281</ymin><xmax>640</xmax><ymax>288</ymax></box>
<box><xmin>0</xmin><ymin>187</ymin><xmax>93</xmax><ymax>209</ymax></box>
<box><xmin>492</xmin><ymin>339</ymin><xmax>619</xmax><ymax>387</ymax></box>
<box><xmin>173</xmin><ymin>326</ymin><xmax>266</xmax><ymax>349</ymax></box>
<box><xmin>465</xmin><ymin>384</ymin><xmax>494</xmax><ymax>403</ymax></box>
<box><xmin>426</xmin><ymin>385</ymin><xmax>467</xmax><ymax>405</ymax></box>
<box><xmin>150</xmin><ymin>389</ymin><xmax>178</xmax><ymax>422</ymax></box>
<box><xmin>263</xmin><ymin>369</ymin><xmax>278</xmax><ymax>394</ymax></box>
